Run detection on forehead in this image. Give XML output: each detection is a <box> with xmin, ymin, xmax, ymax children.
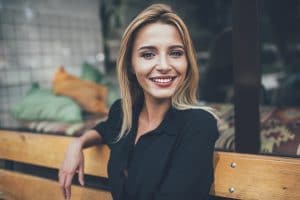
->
<box><xmin>133</xmin><ymin>22</ymin><xmax>183</xmax><ymax>48</ymax></box>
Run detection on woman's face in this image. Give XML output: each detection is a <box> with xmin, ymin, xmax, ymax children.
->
<box><xmin>131</xmin><ymin>22</ymin><xmax>188</xmax><ymax>102</ymax></box>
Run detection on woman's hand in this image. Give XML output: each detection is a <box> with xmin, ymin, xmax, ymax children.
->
<box><xmin>58</xmin><ymin>130</ymin><xmax>102</xmax><ymax>199</ymax></box>
<box><xmin>59</xmin><ymin>138</ymin><xmax>85</xmax><ymax>200</ymax></box>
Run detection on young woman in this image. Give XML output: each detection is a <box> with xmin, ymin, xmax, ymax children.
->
<box><xmin>59</xmin><ymin>4</ymin><xmax>219</xmax><ymax>200</ymax></box>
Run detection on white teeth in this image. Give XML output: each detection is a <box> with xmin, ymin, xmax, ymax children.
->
<box><xmin>152</xmin><ymin>78</ymin><xmax>172</xmax><ymax>83</ymax></box>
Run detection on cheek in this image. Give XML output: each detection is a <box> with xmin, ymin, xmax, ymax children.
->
<box><xmin>135</xmin><ymin>72</ymin><xmax>144</xmax><ymax>82</ymax></box>
<box><xmin>182</xmin><ymin>62</ymin><xmax>188</xmax><ymax>76</ymax></box>
<box><xmin>131</xmin><ymin>55</ymin><xmax>137</xmax><ymax>74</ymax></box>
<box><xmin>132</xmin><ymin>59</ymin><xmax>156</xmax><ymax>76</ymax></box>
<box><xmin>134</xmin><ymin>69</ymin><xmax>149</xmax><ymax>86</ymax></box>
<box><xmin>170</xmin><ymin>59</ymin><xmax>188</xmax><ymax>76</ymax></box>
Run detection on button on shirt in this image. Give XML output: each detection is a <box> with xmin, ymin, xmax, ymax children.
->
<box><xmin>93</xmin><ymin>99</ymin><xmax>219</xmax><ymax>200</ymax></box>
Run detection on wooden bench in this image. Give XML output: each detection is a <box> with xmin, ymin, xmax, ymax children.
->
<box><xmin>1</xmin><ymin>130</ymin><xmax>300</xmax><ymax>200</ymax></box>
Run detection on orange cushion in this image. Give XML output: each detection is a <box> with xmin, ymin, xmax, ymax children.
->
<box><xmin>53</xmin><ymin>66</ymin><xmax>108</xmax><ymax>114</ymax></box>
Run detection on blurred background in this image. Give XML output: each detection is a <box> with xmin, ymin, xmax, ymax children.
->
<box><xmin>0</xmin><ymin>0</ymin><xmax>299</xmax><ymax>157</ymax></box>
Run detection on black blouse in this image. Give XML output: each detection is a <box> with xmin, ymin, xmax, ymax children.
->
<box><xmin>93</xmin><ymin>99</ymin><xmax>219</xmax><ymax>200</ymax></box>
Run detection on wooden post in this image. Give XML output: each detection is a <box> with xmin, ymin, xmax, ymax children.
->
<box><xmin>232</xmin><ymin>0</ymin><xmax>262</xmax><ymax>153</ymax></box>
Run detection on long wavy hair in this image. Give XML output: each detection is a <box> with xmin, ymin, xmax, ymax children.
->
<box><xmin>115</xmin><ymin>4</ymin><xmax>217</xmax><ymax>142</ymax></box>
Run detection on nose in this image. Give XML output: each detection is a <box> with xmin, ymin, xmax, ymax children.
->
<box><xmin>156</xmin><ymin>55</ymin><xmax>171</xmax><ymax>72</ymax></box>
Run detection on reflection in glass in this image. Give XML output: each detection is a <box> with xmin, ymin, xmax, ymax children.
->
<box><xmin>260</xmin><ymin>0</ymin><xmax>300</xmax><ymax>158</ymax></box>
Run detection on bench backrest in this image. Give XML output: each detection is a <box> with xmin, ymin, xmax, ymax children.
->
<box><xmin>1</xmin><ymin>130</ymin><xmax>300</xmax><ymax>200</ymax></box>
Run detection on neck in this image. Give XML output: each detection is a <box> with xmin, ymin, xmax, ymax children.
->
<box><xmin>141</xmin><ymin>96</ymin><xmax>171</xmax><ymax>125</ymax></box>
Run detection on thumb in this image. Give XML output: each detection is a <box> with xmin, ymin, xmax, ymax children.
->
<box><xmin>78</xmin><ymin>160</ymin><xmax>85</xmax><ymax>186</ymax></box>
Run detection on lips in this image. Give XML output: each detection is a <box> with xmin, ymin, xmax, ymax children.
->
<box><xmin>149</xmin><ymin>76</ymin><xmax>177</xmax><ymax>87</ymax></box>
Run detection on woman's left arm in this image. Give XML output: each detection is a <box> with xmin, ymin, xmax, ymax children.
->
<box><xmin>154</xmin><ymin>112</ymin><xmax>219</xmax><ymax>200</ymax></box>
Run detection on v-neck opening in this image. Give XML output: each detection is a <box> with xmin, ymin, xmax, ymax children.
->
<box><xmin>131</xmin><ymin>103</ymin><xmax>173</xmax><ymax>147</ymax></box>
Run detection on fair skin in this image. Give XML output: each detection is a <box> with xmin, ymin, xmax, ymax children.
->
<box><xmin>59</xmin><ymin>22</ymin><xmax>187</xmax><ymax>199</ymax></box>
<box><xmin>131</xmin><ymin>22</ymin><xmax>188</xmax><ymax>142</ymax></box>
<box><xmin>58</xmin><ymin>130</ymin><xmax>102</xmax><ymax>199</ymax></box>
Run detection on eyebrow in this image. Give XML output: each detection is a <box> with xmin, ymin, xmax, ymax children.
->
<box><xmin>138</xmin><ymin>45</ymin><xmax>184</xmax><ymax>51</ymax></box>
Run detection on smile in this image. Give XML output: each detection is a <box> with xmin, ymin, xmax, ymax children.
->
<box><xmin>149</xmin><ymin>76</ymin><xmax>177</xmax><ymax>87</ymax></box>
<box><xmin>149</xmin><ymin>76</ymin><xmax>176</xmax><ymax>82</ymax></box>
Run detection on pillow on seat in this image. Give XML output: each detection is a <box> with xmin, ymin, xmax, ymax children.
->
<box><xmin>53</xmin><ymin>66</ymin><xmax>108</xmax><ymax>114</ymax></box>
<box><xmin>11</xmin><ymin>83</ymin><xmax>82</xmax><ymax>122</ymax></box>
<box><xmin>80</xmin><ymin>62</ymin><xmax>104</xmax><ymax>84</ymax></box>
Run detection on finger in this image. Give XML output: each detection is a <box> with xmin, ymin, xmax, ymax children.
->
<box><xmin>65</xmin><ymin>173</ymin><xmax>74</xmax><ymax>200</ymax></box>
<box><xmin>78</xmin><ymin>161</ymin><xmax>85</xmax><ymax>186</ymax></box>
<box><xmin>58</xmin><ymin>170</ymin><xmax>67</xmax><ymax>199</ymax></box>
<box><xmin>65</xmin><ymin>185</ymin><xmax>72</xmax><ymax>200</ymax></box>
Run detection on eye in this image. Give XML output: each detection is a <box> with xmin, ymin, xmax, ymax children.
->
<box><xmin>140</xmin><ymin>52</ymin><xmax>155</xmax><ymax>60</ymax></box>
<box><xmin>170</xmin><ymin>50</ymin><xmax>184</xmax><ymax>57</ymax></box>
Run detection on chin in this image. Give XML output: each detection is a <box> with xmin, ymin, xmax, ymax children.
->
<box><xmin>146</xmin><ymin>90</ymin><xmax>176</xmax><ymax>100</ymax></box>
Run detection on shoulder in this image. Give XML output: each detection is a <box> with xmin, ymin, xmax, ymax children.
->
<box><xmin>175</xmin><ymin>108</ymin><xmax>219</xmax><ymax>139</ymax></box>
<box><xmin>171</xmin><ymin>108</ymin><xmax>219</xmax><ymax>148</ymax></box>
<box><xmin>105</xmin><ymin>99</ymin><xmax>123</xmax><ymax>123</ymax></box>
<box><xmin>108</xmin><ymin>99</ymin><xmax>122</xmax><ymax>114</ymax></box>
<box><xmin>110</xmin><ymin>99</ymin><xmax>122</xmax><ymax>110</ymax></box>
<box><xmin>181</xmin><ymin>108</ymin><xmax>217</xmax><ymax>126</ymax></box>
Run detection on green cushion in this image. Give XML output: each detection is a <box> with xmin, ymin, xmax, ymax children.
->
<box><xmin>11</xmin><ymin>83</ymin><xmax>82</xmax><ymax>122</ymax></box>
<box><xmin>80</xmin><ymin>62</ymin><xmax>104</xmax><ymax>83</ymax></box>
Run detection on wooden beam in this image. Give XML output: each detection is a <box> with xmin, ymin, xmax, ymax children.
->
<box><xmin>0</xmin><ymin>169</ymin><xmax>112</xmax><ymax>200</ymax></box>
<box><xmin>1</xmin><ymin>130</ymin><xmax>300</xmax><ymax>199</ymax></box>
<box><xmin>0</xmin><ymin>130</ymin><xmax>110</xmax><ymax>177</ymax></box>
<box><xmin>211</xmin><ymin>152</ymin><xmax>300</xmax><ymax>200</ymax></box>
<box><xmin>232</xmin><ymin>0</ymin><xmax>262</xmax><ymax>153</ymax></box>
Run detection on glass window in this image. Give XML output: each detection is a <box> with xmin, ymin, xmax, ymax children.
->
<box><xmin>260</xmin><ymin>0</ymin><xmax>300</xmax><ymax>158</ymax></box>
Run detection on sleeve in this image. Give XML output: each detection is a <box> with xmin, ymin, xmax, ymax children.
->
<box><xmin>154</xmin><ymin>111</ymin><xmax>219</xmax><ymax>200</ymax></box>
<box><xmin>93</xmin><ymin>99</ymin><xmax>122</xmax><ymax>147</ymax></box>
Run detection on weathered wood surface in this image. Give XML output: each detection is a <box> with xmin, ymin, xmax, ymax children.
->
<box><xmin>0</xmin><ymin>169</ymin><xmax>112</xmax><ymax>200</ymax></box>
<box><xmin>0</xmin><ymin>130</ymin><xmax>109</xmax><ymax>177</ymax></box>
<box><xmin>212</xmin><ymin>152</ymin><xmax>300</xmax><ymax>200</ymax></box>
<box><xmin>1</xmin><ymin>130</ymin><xmax>300</xmax><ymax>199</ymax></box>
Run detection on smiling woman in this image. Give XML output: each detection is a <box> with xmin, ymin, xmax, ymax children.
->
<box><xmin>131</xmin><ymin>22</ymin><xmax>188</xmax><ymax>102</ymax></box>
<box><xmin>59</xmin><ymin>3</ymin><xmax>219</xmax><ymax>200</ymax></box>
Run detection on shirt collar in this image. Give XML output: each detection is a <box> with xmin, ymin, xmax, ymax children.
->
<box><xmin>131</xmin><ymin>98</ymin><xmax>180</xmax><ymax>137</ymax></box>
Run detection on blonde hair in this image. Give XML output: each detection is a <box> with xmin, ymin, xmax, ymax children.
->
<box><xmin>116</xmin><ymin>4</ymin><xmax>218</xmax><ymax>142</ymax></box>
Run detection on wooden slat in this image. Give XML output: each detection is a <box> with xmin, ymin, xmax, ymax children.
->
<box><xmin>0</xmin><ymin>130</ymin><xmax>110</xmax><ymax>177</ymax></box>
<box><xmin>211</xmin><ymin>152</ymin><xmax>300</xmax><ymax>200</ymax></box>
<box><xmin>1</xmin><ymin>130</ymin><xmax>300</xmax><ymax>199</ymax></box>
<box><xmin>0</xmin><ymin>169</ymin><xmax>112</xmax><ymax>200</ymax></box>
